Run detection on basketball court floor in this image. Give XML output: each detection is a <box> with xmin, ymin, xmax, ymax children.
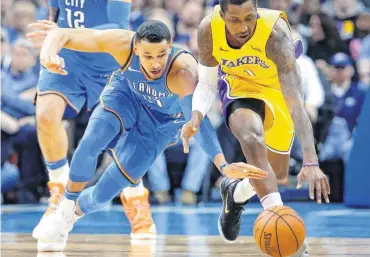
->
<box><xmin>1</xmin><ymin>202</ymin><xmax>370</xmax><ymax>257</ymax></box>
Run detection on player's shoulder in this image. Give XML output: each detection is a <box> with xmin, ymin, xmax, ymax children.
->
<box><xmin>198</xmin><ymin>13</ymin><xmax>213</xmax><ymax>36</ymax></box>
<box><xmin>267</xmin><ymin>17</ymin><xmax>291</xmax><ymax>47</ymax></box>
<box><xmin>169</xmin><ymin>50</ymin><xmax>197</xmax><ymax>76</ymax></box>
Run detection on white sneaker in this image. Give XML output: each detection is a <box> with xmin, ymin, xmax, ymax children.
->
<box><xmin>291</xmin><ymin>240</ymin><xmax>309</xmax><ymax>257</ymax></box>
<box><xmin>33</xmin><ymin>198</ymin><xmax>77</xmax><ymax>252</ymax></box>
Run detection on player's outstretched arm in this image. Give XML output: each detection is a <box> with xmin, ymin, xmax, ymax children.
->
<box><xmin>29</xmin><ymin>28</ymin><xmax>134</xmax><ymax>74</ymax></box>
<box><xmin>168</xmin><ymin>54</ymin><xmax>268</xmax><ymax>180</ymax></box>
<box><xmin>266</xmin><ymin>19</ymin><xmax>330</xmax><ymax>204</ymax></box>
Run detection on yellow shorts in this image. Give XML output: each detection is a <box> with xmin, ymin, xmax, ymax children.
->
<box><xmin>220</xmin><ymin>75</ymin><xmax>295</xmax><ymax>154</ymax></box>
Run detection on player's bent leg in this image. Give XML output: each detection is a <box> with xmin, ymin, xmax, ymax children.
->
<box><xmin>33</xmin><ymin>161</ymin><xmax>127</xmax><ymax>252</ymax></box>
<box><xmin>66</xmin><ymin>105</ymin><xmax>121</xmax><ymax>195</ymax></box>
<box><xmin>34</xmin><ymin>106</ymin><xmax>121</xmax><ymax>252</ymax></box>
<box><xmin>267</xmin><ymin>150</ymin><xmax>291</xmax><ymax>185</ymax></box>
<box><xmin>217</xmin><ymin>107</ymin><xmax>281</xmax><ymax>243</ymax></box>
<box><xmin>36</xmin><ymin>94</ymin><xmax>70</xmax><ymax>218</ymax></box>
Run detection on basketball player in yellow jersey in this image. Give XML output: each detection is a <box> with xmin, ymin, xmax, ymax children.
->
<box><xmin>180</xmin><ymin>0</ymin><xmax>330</xmax><ymax>253</ymax></box>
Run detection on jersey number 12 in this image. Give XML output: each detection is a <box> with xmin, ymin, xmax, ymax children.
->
<box><xmin>66</xmin><ymin>8</ymin><xmax>85</xmax><ymax>28</ymax></box>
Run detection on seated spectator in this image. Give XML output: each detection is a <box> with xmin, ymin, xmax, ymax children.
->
<box><xmin>358</xmin><ymin>34</ymin><xmax>370</xmax><ymax>86</ymax></box>
<box><xmin>4</xmin><ymin>1</ymin><xmax>36</xmax><ymax>43</ymax></box>
<box><xmin>1</xmin><ymin>39</ymin><xmax>45</xmax><ymax>202</ymax></box>
<box><xmin>175</xmin><ymin>0</ymin><xmax>204</xmax><ymax>45</ymax></box>
<box><xmin>328</xmin><ymin>53</ymin><xmax>366</xmax><ymax>133</ymax></box>
<box><xmin>1</xmin><ymin>39</ymin><xmax>38</xmax><ymax>118</ymax></box>
<box><xmin>147</xmin><ymin>138</ymin><xmax>211</xmax><ymax>205</ymax></box>
<box><xmin>321</xmin><ymin>0</ymin><xmax>367</xmax><ymax>42</ymax></box>
<box><xmin>306</xmin><ymin>12</ymin><xmax>349</xmax><ymax>76</ymax></box>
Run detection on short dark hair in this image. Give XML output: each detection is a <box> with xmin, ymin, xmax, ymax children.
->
<box><xmin>219</xmin><ymin>0</ymin><xmax>256</xmax><ymax>12</ymax></box>
<box><xmin>135</xmin><ymin>20</ymin><xmax>172</xmax><ymax>43</ymax></box>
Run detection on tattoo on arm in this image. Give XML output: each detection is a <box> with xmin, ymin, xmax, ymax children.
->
<box><xmin>266</xmin><ymin>25</ymin><xmax>318</xmax><ymax>161</ymax></box>
<box><xmin>197</xmin><ymin>15</ymin><xmax>219</xmax><ymax>67</ymax></box>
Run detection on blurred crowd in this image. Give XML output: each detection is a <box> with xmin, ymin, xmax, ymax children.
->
<box><xmin>1</xmin><ymin>0</ymin><xmax>369</xmax><ymax>204</ymax></box>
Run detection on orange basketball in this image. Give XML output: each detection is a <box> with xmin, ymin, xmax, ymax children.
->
<box><xmin>253</xmin><ymin>206</ymin><xmax>306</xmax><ymax>257</ymax></box>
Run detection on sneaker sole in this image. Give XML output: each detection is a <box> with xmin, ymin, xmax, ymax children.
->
<box><xmin>37</xmin><ymin>240</ymin><xmax>66</xmax><ymax>252</ymax></box>
<box><xmin>218</xmin><ymin>178</ymin><xmax>236</xmax><ymax>244</ymax></box>
<box><xmin>130</xmin><ymin>233</ymin><xmax>157</xmax><ymax>239</ymax></box>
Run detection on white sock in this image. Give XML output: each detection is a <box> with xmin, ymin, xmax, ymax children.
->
<box><xmin>122</xmin><ymin>180</ymin><xmax>145</xmax><ymax>199</ymax></box>
<box><xmin>233</xmin><ymin>178</ymin><xmax>257</xmax><ymax>203</ymax></box>
<box><xmin>48</xmin><ymin>162</ymin><xmax>70</xmax><ymax>186</ymax></box>
<box><xmin>260</xmin><ymin>192</ymin><xmax>283</xmax><ymax>210</ymax></box>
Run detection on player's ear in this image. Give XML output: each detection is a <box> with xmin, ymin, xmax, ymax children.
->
<box><xmin>168</xmin><ymin>43</ymin><xmax>172</xmax><ymax>53</ymax></box>
<box><xmin>220</xmin><ymin>10</ymin><xmax>225</xmax><ymax>21</ymax></box>
<box><xmin>133</xmin><ymin>42</ymin><xmax>139</xmax><ymax>56</ymax></box>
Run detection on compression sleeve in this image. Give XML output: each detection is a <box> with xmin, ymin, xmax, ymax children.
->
<box><xmin>179</xmin><ymin>94</ymin><xmax>223</xmax><ymax>161</ymax></box>
<box><xmin>91</xmin><ymin>0</ymin><xmax>131</xmax><ymax>30</ymax></box>
<box><xmin>49</xmin><ymin>0</ymin><xmax>58</xmax><ymax>8</ymax></box>
<box><xmin>192</xmin><ymin>64</ymin><xmax>218</xmax><ymax>118</ymax></box>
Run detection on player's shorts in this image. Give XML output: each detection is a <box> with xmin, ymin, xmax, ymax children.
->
<box><xmin>96</xmin><ymin>73</ymin><xmax>184</xmax><ymax>184</ymax></box>
<box><xmin>36</xmin><ymin>50</ymin><xmax>115</xmax><ymax>118</ymax></box>
<box><xmin>218</xmin><ymin>74</ymin><xmax>294</xmax><ymax>154</ymax></box>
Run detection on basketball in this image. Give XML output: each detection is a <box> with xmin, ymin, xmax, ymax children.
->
<box><xmin>253</xmin><ymin>206</ymin><xmax>306</xmax><ymax>257</ymax></box>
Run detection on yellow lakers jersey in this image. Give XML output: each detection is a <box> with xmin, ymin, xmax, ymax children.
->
<box><xmin>211</xmin><ymin>6</ymin><xmax>289</xmax><ymax>88</ymax></box>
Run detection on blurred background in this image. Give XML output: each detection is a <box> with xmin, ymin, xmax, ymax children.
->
<box><xmin>1</xmin><ymin>0</ymin><xmax>370</xmax><ymax>207</ymax></box>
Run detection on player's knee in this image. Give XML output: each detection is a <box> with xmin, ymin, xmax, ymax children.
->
<box><xmin>76</xmin><ymin>118</ymin><xmax>119</xmax><ymax>158</ymax></box>
<box><xmin>36</xmin><ymin>95</ymin><xmax>66</xmax><ymax>130</ymax></box>
<box><xmin>238</xmin><ymin>126</ymin><xmax>265</xmax><ymax>153</ymax></box>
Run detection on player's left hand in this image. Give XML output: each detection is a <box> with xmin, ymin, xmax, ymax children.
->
<box><xmin>27</xmin><ymin>20</ymin><xmax>58</xmax><ymax>48</ymax></box>
<box><xmin>40</xmin><ymin>55</ymin><xmax>68</xmax><ymax>75</ymax></box>
<box><xmin>180</xmin><ymin>111</ymin><xmax>202</xmax><ymax>153</ymax></box>
<box><xmin>222</xmin><ymin>162</ymin><xmax>269</xmax><ymax>180</ymax></box>
<box><xmin>297</xmin><ymin>165</ymin><xmax>330</xmax><ymax>204</ymax></box>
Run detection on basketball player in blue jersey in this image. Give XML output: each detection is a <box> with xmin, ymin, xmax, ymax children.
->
<box><xmin>31</xmin><ymin>0</ymin><xmax>159</xmax><ymax>244</ymax></box>
<box><xmin>29</xmin><ymin>20</ymin><xmax>268</xmax><ymax>251</ymax></box>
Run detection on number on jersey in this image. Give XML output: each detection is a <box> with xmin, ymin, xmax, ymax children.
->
<box><xmin>66</xmin><ymin>8</ymin><xmax>85</xmax><ymax>28</ymax></box>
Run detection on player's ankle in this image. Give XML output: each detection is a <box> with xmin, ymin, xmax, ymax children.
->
<box><xmin>260</xmin><ymin>192</ymin><xmax>283</xmax><ymax>210</ymax></box>
<box><xmin>47</xmin><ymin>158</ymin><xmax>70</xmax><ymax>185</ymax></box>
<box><xmin>233</xmin><ymin>178</ymin><xmax>256</xmax><ymax>203</ymax></box>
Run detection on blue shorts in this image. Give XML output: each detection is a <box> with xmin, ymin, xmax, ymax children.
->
<box><xmin>37</xmin><ymin>50</ymin><xmax>117</xmax><ymax>118</ymax></box>
<box><xmin>95</xmin><ymin>73</ymin><xmax>184</xmax><ymax>184</ymax></box>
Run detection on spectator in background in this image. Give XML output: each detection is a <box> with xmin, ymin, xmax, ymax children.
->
<box><xmin>175</xmin><ymin>0</ymin><xmax>204</xmax><ymax>45</ymax></box>
<box><xmin>322</xmin><ymin>0</ymin><xmax>367</xmax><ymax>41</ymax></box>
<box><xmin>319</xmin><ymin>53</ymin><xmax>366</xmax><ymax>162</ymax></box>
<box><xmin>4</xmin><ymin>1</ymin><xmax>36</xmax><ymax>43</ymax></box>
<box><xmin>1</xmin><ymin>30</ymin><xmax>10</xmax><ymax>69</ymax></box>
<box><xmin>1</xmin><ymin>39</ymin><xmax>45</xmax><ymax>201</ymax></box>
<box><xmin>328</xmin><ymin>53</ymin><xmax>365</xmax><ymax>133</ymax></box>
<box><xmin>307</xmin><ymin>12</ymin><xmax>349</xmax><ymax>76</ymax></box>
<box><xmin>358</xmin><ymin>34</ymin><xmax>370</xmax><ymax>86</ymax></box>
<box><xmin>1</xmin><ymin>39</ymin><xmax>38</xmax><ymax>118</ymax></box>
<box><xmin>1</xmin><ymin>0</ymin><xmax>13</xmax><ymax>26</ymax></box>
<box><xmin>130</xmin><ymin>0</ymin><xmax>146</xmax><ymax>31</ymax></box>
<box><xmin>147</xmin><ymin>139</ymin><xmax>211</xmax><ymax>205</ymax></box>
<box><xmin>165</xmin><ymin>0</ymin><xmax>186</xmax><ymax>36</ymax></box>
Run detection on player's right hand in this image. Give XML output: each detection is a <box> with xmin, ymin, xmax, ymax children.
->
<box><xmin>40</xmin><ymin>55</ymin><xmax>68</xmax><ymax>75</ymax></box>
<box><xmin>27</xmin><ymin>20</ymin><xmax>58</xmax><ymax>48</ymax></box>
<box><xmin>222</xmin><ymin>162</ymin><xmax>269</xmax><ymax>180</ymax></box>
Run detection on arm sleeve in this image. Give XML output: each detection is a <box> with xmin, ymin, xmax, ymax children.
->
<box><xmin>92</xmin><ymin>0</ymin><xmax>131</xmax><ymax>30</ymax></box>
<box><xmin>49</xmin><ymin>0</ymin><xmax>58</xmax><ymax>8</ymax></box>
<box><xmin>192</xmin><ymin>64</ymin><xmax>218</xmax><ymax>118</ymax></box>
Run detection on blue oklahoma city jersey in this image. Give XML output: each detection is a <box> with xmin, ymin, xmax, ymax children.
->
<box><xmin>55</xmin><ymin>0</ymin><xmax>119</xmax><ymax>78</ymax></box>
<box><xmin>120</xmin><ymin>46</ymin><xmax>187</xmax><ymax>118</ymax></box>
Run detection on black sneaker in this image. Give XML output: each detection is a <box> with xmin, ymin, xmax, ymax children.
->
<box><xmin>218</xmin><ymin>178</ymin><xmax>249</xmax><ymax>243</ymax></box>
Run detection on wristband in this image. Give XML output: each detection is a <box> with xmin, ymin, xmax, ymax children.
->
<box><xmin>303</xmin><ymin>162</ymin><xmax>319</xmax><ymax>167</ymax></box>
<box><xmin>220</xmin><ymin>163</ymin><xmax>228</xmax><ymax>175</ymax></box>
